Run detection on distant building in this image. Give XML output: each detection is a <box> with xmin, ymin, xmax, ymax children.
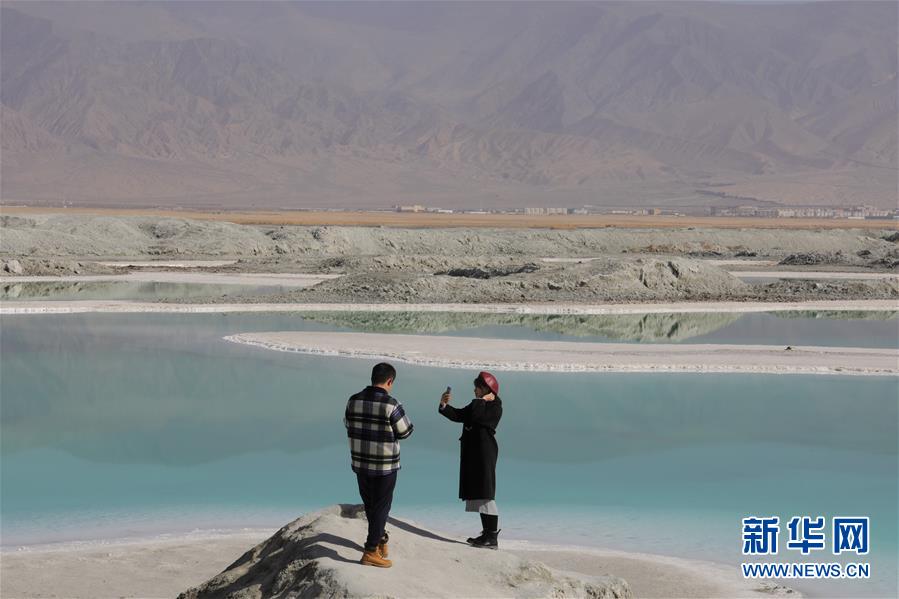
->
<box><xmin>524</xmin><ymin>207</ymin><xmax>567</xmax><ymax>215</ymax></box>
<box><xmin>708</xmin><ymin>204</ymin><xmax>897</xmax><ymax>219</ymax></box>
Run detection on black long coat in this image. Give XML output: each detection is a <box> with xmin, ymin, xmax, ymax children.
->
<box><xmin>439</xmin><ymin>397</ymin><xmax>503</xmax><ymax>500</ymax></box>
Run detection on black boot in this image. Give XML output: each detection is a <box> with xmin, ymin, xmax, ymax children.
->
<box><xmin>469</xmin><ymin>529</ymin><xmax>500</xmax><ymax>549</ymax></box>
<box><xmin>469</xmin><ymin>514</ymin><xmax>498</xmax><ymax>548</ymax></box>
<box><xmin>465</xmin><ymin>514</ymin><xmax>495</xmax><ymax>545</ymax></box>
<box><xmin>466</xmin><ymin>531</ymin><xmax>486</xmax><ymax>545</ymax></box>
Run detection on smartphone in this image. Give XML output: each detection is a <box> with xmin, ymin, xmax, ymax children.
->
<box><xmin>446</xmin><ymin>386</ymin><xmax>452</xmax><ymax>393</ymax></box>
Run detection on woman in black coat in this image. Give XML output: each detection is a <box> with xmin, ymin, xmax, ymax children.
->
<box><xmin>438</xmin><ymin>371</ymin><xmax>503</xmax><ymax>549</ymax></box>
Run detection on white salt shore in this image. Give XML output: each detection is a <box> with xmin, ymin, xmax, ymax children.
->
<box><xmin>541</xmin><ymin>258</ymin><xmax>785</xmax><ymax>267</ymax></box>
<box><xmin>729</xmin><ymin>270</ymin><xmax>898</xmax><ymax>281</ymax></box>
<box><xmin>96</xmin><ymin>260</ymin><xmax>238</xmax><ymax>267</ymax></box>
<box><xmin>0</xmin><ymin>516</ymin><xmax>797</xmax><ymax>599</ymax></box>
<box><xmin>1</xmin><ymin>298</ymin><xmax>897</xmax><ymax>315</ymax></box>
<box><xmin>225</xmin><ymin>331</ymin><xmax>898</xmax><ymax>376</ymax></box>
<box><xmin>1</xmin><ymin>272</ymin><xmax>340</xmax><ymax>287</ymax></box>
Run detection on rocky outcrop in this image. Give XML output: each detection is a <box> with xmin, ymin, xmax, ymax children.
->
<box><xmin>0</xmin><ymin>258</ymin><xmax>121</xmax><ymax>277</ymax></box>
<box><xmin>2</xmin><ymin>259</ymin><xmax>22</xmax><ymax>274</ymax></box>
<box><xmin>179</xmin><ymin>505</ymin><xmax>631</xmax><ymax>599</ymax></box>
<box><xmin>292</xmin><ymin>256</ymin><xmax>751</xmax><ymax>304</ymax></box>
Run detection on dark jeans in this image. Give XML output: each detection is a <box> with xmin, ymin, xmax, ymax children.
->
<box><xmin>355</xmin><ymin>470</ymin><xmax>397</xmax><ymax>551</ymax></box>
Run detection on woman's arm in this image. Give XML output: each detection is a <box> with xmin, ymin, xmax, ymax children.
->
<box><xmin>438</xmin><ymin>388</ymin><xmax>468</xmax><ymax>422</ymax></box>
<box><xmin>439</xmin><ymin>402</ymin><xmax>469</xmax><ymax>422</ymax></box>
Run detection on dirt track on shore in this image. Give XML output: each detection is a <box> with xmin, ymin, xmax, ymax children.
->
<box><xmin>4</xmin><ymin>206</ymin><xmax>897</xmax><ymax>230</ymax></box>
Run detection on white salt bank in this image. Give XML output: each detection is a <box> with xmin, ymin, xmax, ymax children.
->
<box><xmin>225</xmin><ymin>331</ymin><xmax>899</xmax><ymax>376</ymax></box>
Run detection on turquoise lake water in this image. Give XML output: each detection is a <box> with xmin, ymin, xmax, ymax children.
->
<box><xmin>1</xmin><ymin>313</ymin><xmax>896</xmax><ymax>597</ymax></box>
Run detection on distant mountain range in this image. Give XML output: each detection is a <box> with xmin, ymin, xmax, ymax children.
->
<box><xmin>2</xmin><ymin>1</ymin><xmax>896</xmax><ymax>210</ymax></box>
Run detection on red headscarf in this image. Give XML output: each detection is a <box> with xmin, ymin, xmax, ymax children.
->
<box><xmin>477</xmin><ymin>371</ymin><xmax>499</xmax><ymax>396</ymax></box>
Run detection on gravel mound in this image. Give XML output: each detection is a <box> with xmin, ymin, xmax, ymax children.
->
<box><xmin>289</xmin><ymin>257</ymin><xmax>749</xmax><ymax>304</ymax></box>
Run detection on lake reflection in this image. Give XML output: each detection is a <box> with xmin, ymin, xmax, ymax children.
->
<box><xmin>304</xmin><ymin>309</ymin><xmax>899</xmax><ymax>346</ymax></box>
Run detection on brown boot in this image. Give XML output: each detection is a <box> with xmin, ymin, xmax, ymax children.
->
<box><xmin>378</xmin><ymin>532</ymin><xmax>389</xmax><ymax>558</ymax></box>
<box><xmin>361</xmin><ymin>549</ymin><xmax>392</xmax><ymax>568</ymax></box>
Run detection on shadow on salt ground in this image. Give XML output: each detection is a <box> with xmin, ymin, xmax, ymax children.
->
<box><xmin>387</xmin><ymin>517</ymin><xmax>468</xmax><ymax>546</ymax></box>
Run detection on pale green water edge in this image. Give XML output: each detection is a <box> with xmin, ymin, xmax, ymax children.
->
<box><xmin>1</xmin><ymin>313</ymin><xmax>896</xmax><ymax>597</ymax></box>
<box><xmin>0</xmin><ymin>280</ymin><xmax>289</xmax><ymax>302</ymax></box>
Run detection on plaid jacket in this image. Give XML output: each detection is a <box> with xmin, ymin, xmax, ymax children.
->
<box><xmin>344</xmin><ymin>386</ymin><xmax>414</xmax><ymax>475</ymax></box>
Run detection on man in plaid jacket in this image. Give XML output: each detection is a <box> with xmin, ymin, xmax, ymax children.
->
<box><xmin>344</xmin><ymin>362</ymin><xmax>414</xmax><ymax>568</ymax></box>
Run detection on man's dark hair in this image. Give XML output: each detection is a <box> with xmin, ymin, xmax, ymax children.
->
<box><xmin>371</xmin><ymin>362</ymin><xmax>396</xmax><ymax>385</ymax></box>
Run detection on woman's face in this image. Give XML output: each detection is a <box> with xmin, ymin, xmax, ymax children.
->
<box><xmin>473</xmin><ymin>379</ymin><xmax>487</xmax><ymax>398</ymax></box>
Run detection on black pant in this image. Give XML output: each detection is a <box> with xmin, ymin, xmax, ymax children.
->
<box><xmin>356</xmin><ymin>470</ymin><xmax>397</xmax><ymax>551</ymax></box>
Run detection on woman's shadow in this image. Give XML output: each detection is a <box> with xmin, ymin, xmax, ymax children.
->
<box><xmin>339</xmin><ymin>503</ymin><xmax>467</xmax><ymax>546</ymax></box>
<box><xmin>386</xmin><ymin>516</ymin><xmax>468</xmax><ymax>545</ymax></box>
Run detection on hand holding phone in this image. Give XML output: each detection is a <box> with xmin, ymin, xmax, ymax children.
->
<box><xmin>440</xmin><ymin>386</ymin><xmax>451</xmax><ymax>408</ymax></box>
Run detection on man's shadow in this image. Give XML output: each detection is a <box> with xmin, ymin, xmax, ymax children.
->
<box><xmin>305</xmin><ymin>532</ymin><xmax>366</xmax><ymax>563</ymax></box>
<box><xmin>208</xmin><ymin>532</ymin><xmax>362</xmax><ymax>596</ymax></box>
